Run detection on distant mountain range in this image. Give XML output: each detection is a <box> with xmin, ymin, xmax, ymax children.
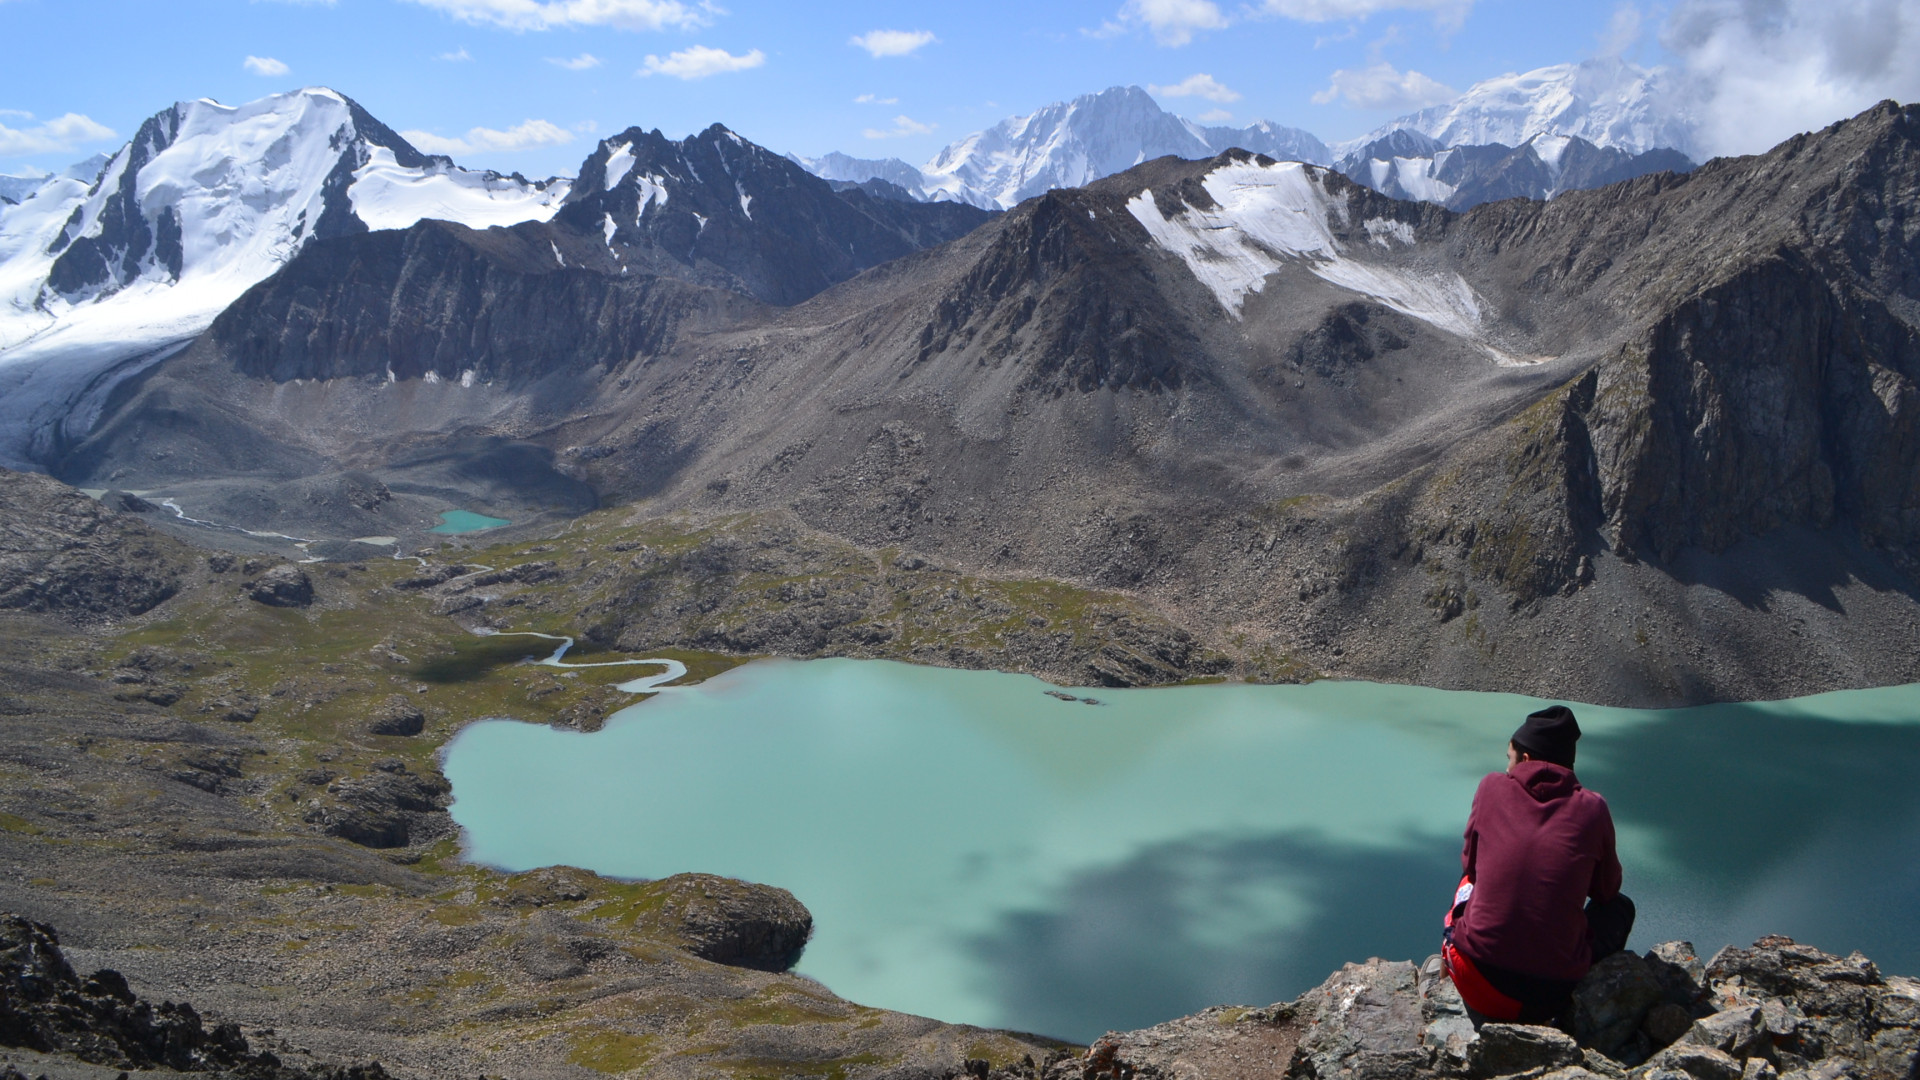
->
<box><xmin>791</xmin><ymin>60</ymin><xmax>1700</xmax><ymax>213</ymax></box>
<box><xmin>1333</xmin><ymin>129</ymin><xmax>1695</xmax><ymax>212</ymax></box>
<box><xmin>794</xmin><ymin>86</ymin><xmax>1331</xmax><ymax>210</ymax></box>
<box><xmin>1345</xmin><ymin>57</ymin><xmax>1699</xmax><ymax>158</ymax></box>
<box><xmin>0</xmin><ymin>88</ymin><xmax>985</xmax><ymax>469</ymax></box>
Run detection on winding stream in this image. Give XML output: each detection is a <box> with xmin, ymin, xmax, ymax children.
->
<box><xmin>472</xmin><ymin>629</ymin><xmax>687</xmax><ymax>693</ymax></box>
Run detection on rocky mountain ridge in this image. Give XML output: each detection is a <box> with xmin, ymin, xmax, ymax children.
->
<box><xmin>1335</xmin><ymin>130</ymin><xmax>1695</xmax><ymax>211</ymax></box>
<box><xmin>53</xmin><ymin>100</ymin><xmax>1920</xmax><ymax>706</ymax></box>
<box><xmin>797</xmin><ymin>64</ymin><xmax>1704</xmax><ymax>213</ymax></box>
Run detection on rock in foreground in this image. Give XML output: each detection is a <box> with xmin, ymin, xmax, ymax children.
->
<box><xmin>0</xmin><ymin>913</ymin><xmax>386</xmax><ymax>1078</ymax></box>
<box><xmin>1080</xmin><ymin>937</ymin><xmax>1919</xmax><ymax>1080</ymax></box>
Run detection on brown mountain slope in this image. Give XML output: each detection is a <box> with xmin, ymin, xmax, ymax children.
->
<box><xmin>58</xmin><ymin>102</ymin><xmax>1920</xmax><ymax>706</ymax></box>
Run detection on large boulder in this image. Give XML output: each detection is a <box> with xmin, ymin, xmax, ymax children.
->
<box><xmin>633</xmin><ymin>873</ymin><xmax>813</xmax><ymax>972</ymax></box>
<box><xmin>247</xmin><ymin>564</ymin><xmax>313</xmax><ymax>607</ymax></box>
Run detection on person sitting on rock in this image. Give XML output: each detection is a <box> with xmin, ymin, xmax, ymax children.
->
<box><xmin>1442</xmin><ymin>704</ymin><xmax>1635</xmax><ymax>1024</ymax></box>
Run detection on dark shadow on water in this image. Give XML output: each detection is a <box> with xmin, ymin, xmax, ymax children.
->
<box><xmin>1580</xmin><ymin>704</ymin><xmax>1920</xmax><ymax>973</ymax></box>
<box><xmin>967</xmin><ymin>706</ymin><xmax>1920</xmax><ymax>1045</ymax></box>
<box><xmin>965</xmin><ymin>831</ymin><xmax>1459</xmax><ymax>1044</ymax></box>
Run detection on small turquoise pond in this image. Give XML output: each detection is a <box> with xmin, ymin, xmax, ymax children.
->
<box><xmin>428</xmin><ymin>510</ymin><xmax>510</xmax><ymax>534</ymax></box>
<box><xmin>441</xmin><ymin>659</ymin><xmax>1920</xmax><ymax>1042</ymax></box>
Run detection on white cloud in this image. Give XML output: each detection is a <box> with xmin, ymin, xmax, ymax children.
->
<box><xmin>849</xmin><ymin>29</ymin><xmax>937</xmax><ymax>57</ymax></box>
<box><xmin>1099</xmin><ymin>0</ymin><xmax>1230</xmax><ymax>45</ymax></box>
<box><xmin>1258</xmin><ymin>0</ymin><xmax>1473</xmax><ymax>31</ymax></box>
<box><xmin>1597</xmin><ymin>3</ymin><xmax>1643</xmax><ymax>55</ymax></box>
<box><xmin>399</xmin><ymin>118</ymin><xmax>575</xmax><ymax>156</ymax></box>
<box><xmin>863</xmin><ymin>115</ymin><xmax>937</xmax><ymax>139</ymax></box>
<box><xmin>1197</xmin><ymin>108</ymin><xmax>1235</xmax><ymax>122</ymax></box>
<box><xmin>1149</xmin><ymin>73</ymin><xmax>1242</xmax><ymax>102</ymax></box>
<box><xmin>854</xmin><ymin>93</ymin><xmax>900</xmax><ymax>104</ymax></box>
<box><xmin>1310</xmin><ymin>61</ymin><xmax>1456</xmax><ymax>108</ymax></box>
<box><xmin>404</xmin><ymin>0</ymin><xmax>710</xmax><ymax>32</ymax></box>
<box><xmin>0</xmin><ymin>112</ymin><xmax>117</xmax><ymax>157</ymax></box>
<box><xmin>548</xmin><ymin>52</ymin><xmax>602</xmax><ymax>69</ymax></box>
<box><xmin>1663</xmin><ymin>0</ymin><xmax>1920</xmax><ymax>156</ymax></box>
<box><xmin>243</xmin><ymin>55</ymin><xmax>291</xmax><ymax>76</ymax></box>
<box><xmin>638</xmin><ymin>44</ymin><xmax>765</xmax><ymax>79</ymax></box>
<box><xmin>439</xmin><ymin>47</ymin><xmax>474</xmax><ymax>61</ymax></box>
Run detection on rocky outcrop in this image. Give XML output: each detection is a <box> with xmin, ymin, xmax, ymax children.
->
<box><xmin>0</xmin><ymin>913</ymin><xmax>388</xmax><ymax>1078</ymax></box>
<box><xmin>248</xmin><ymin>564</ymin><xmax>314</xmax><ymax>607</ymax></box>
<box><xmin>364</xmin><ymin>695</ymin><xmax>425</xmax><ymax>737</ymax></box>
<box><xmin>301</xmin><ymin>759</ymin><xmax>453</xmax><ymax>849</ymax></box>
<box><xmin>633</xmin><ymin>873</ymin><xmax>814</xmax><ymax>972</ymax></box>
<box><xmin>1080</xmin><ymin>937</ymin><xmax>1918</xmax><ymax>1080</ymax></box>
<box><xmin>0</xmin><ymin>468</ymin><xmax>188</xmax><ymax>619</ymax></box>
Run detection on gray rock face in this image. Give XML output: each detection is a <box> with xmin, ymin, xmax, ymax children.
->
<box><xmin>1082</xmin><ymin>937</ymin><xmax>1917</xmax><ymax>1080</ymax></box>
<box><xmin>0</xmin><ymin>468</ymin><xmax>187</xmax><ymax>619</ymax></box>
<box><xmin>1573</xmin><ymin>951</ymin><xmax>1671</xmax><ymax>1060</ymax></box>
<box><xmin>1470</xmin><ymin>1024</ymin><xmax>1584</xmax><ymax>1077</ymax></box>
<box><xmin>560</xmin><ymin>123</ymin><xmax>992</xmax><ymax>307</ymax></box>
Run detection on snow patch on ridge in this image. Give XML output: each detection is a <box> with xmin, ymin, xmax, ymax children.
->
<box><xmin>603</xmin><ymin>142</ymin><xmax>635</xmax><ymax>190</ymax></box>
<box><xmin>1126</xmin><ymin>160</ymin><xmax>1499</xmax><ymax>353</ymax></box>
<box><xmin>633</xmin><ymin>174</ymin><xmax>668</xmax><ymax>219</ymax></box>
<box><xmin>349</xmin><ymin>147</ymin><xmax>567</xmax><ymax>231</ymax></box>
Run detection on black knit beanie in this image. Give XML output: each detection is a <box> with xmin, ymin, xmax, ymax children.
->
<box><xmin>1512</xmin><ymin>705</ymin><xmax>1580</xmax><ymax>767</ymax></box>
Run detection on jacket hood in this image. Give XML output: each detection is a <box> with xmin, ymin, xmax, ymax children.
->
<box><xmin>1510</xmin><ymin>759</ymin><xmax>1581</xmax><ymax>802</ymax></box>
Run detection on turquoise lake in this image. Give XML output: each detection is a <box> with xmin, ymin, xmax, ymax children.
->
<box><xmin>429</xmin><ymin>510</ymin><xmax>510</xmax><ymax>534</ymax></box>
<box><xmin>440</xmin><ymin>659</ymin><xmax>1920</xmax><ymax>1042</ymax></box>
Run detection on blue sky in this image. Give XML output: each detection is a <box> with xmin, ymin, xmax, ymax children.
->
<box><xmin>1</xmin><ymin>0</ymin><xmax>1915</xmax><ymax>179</ymax></box>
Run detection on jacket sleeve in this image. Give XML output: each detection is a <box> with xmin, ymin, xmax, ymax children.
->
<box><xmin>1461</xmin><ymin>778</ymin><xmax>1485</xmax><ymax>878</ymax></box>
<box><xmin>1588</xmin><ymin>795</ymin><xmax>1623</xmax><ymax>902</ymax></box>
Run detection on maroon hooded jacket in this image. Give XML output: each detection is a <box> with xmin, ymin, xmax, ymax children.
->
<box><xmin>1455</xmin><ymin>759</ymin><xmax>1622</xmax><ymax>982</ymax></box>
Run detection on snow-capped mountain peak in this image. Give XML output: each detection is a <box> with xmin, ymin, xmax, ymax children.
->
<box><xmin>795</xmin><ymin>86</ymin><xmax>1330</xmax><ymax>211</ymax></box>
<box><xmin>1346</xmin><ymin>58</ymin><xmax>1698</xmax><ymax>159</ymax></box>
<box><xmin>919</xmin><ymin>86</ymin><xmax>1331</xmax><ymax>210</ymax></box>
<box><xmin>0</xmin><ymin>87</ymin><xmax>569</xmax><ymax>467</ymax></box>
